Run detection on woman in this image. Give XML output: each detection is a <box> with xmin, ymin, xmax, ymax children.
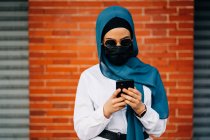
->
<box><xmin>74</xmin><ymin>6</ymin><xmax>169</xmax><ymax>140</ymax></box>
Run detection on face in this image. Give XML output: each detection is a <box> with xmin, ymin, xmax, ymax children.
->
<box><xmin>103</xmin><ymin>28</ymin><xmax>131</xmax><ymax>47</ymax></box>
<box><xmin>102</xmin><ymin>28</ymin><xmax>133</xmax><ymax>66</ymax></box>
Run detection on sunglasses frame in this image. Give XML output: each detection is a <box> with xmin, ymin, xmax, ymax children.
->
<box><xmin>103</xmin><ymin>38</ymin><xmax>133</xmax><ymax>48</ymax></box>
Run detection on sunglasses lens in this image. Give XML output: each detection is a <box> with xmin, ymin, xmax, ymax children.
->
<box><xmin>105</xmin><ymin>40</ymin><xmax>116</xmax><ymax>48</ymax></box>
<box><xmin>121</xmin><ymin>39</ymin><xmax>132</xmax><ymax>47</ymax></box>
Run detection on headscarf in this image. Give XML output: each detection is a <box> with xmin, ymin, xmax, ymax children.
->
<box><xmin>96</xmin><ymin>6</ymin><xmax>169</xmax><ymax>140</ymax></box>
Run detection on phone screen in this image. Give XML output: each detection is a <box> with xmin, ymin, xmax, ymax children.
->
<box><xmin>116</xmin><ymin>80</ymin><xmax>134</xmax><ymax>98</ymax></box>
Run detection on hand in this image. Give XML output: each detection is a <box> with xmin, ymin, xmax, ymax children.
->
<box><xmin>121</xmin><ymin>88</ymin><xmax>145</xmax><ymax>116</ymax></box>
<box><xmin>103</xmin><ymin>89</ymin><xmax>126</xmax><ymax>118</ymax></box>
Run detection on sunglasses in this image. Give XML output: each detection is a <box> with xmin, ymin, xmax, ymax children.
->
<box><xmin>104</xmin><ymin>38</ymin><xmax>133</xmax><ymax>48</ymax></box>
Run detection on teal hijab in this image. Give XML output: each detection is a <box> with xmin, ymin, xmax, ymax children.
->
<box><xmin>96</xmin><ymin>6</ymin><xmax>169</xmax><ymax>140</ymax></box>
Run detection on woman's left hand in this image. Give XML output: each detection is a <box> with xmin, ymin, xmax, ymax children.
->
<box><xmin>121</xmin><ymin>88</ymin><xmax>146</xmax><ymax>115</ymax></box>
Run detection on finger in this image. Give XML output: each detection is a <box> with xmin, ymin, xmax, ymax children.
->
<box><xmin>124</xmin><ymin>100</ymin><xmax>135</xmax><ymax>108</ymax></box>
<box><xmin>121</xmin><ymin>93</ymin><xmax>137</xmax><ymax>104</ymax></box>
<box><xmin>112</xmin><ymin>88</ymin><xmax>121</xmax><ymax>98</ymax></box>
<box><xmin>113</xmin><ymin>101</ymin><xmax>127</xmax><ymax>108</ymax></box>
<box><xmin>128</xmin><ymin>88</ymin><xmax>141</xmax><ymax>95</ymax></box>
<box><xmin>112</xmin><ymin>97</ymin><xmax>125</xmax><ymax>104</ymax></box>
<box><xmin>128</xmin><ymin>88</ymin><xmax>141</xmax><ymax>100</ymax></box>
<box><xmin>116</xmin><ymin>106</ymin><xmax>126</xmax><ymax>111</ymax></box>
<box><xmin>122</xmin><ymin>88</ymin><xmax>137</xmax><ymax>99</ymax></box>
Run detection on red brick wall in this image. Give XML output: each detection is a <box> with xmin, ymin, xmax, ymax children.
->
<box><xmin>29</xmin><ymin>0</ymin><xmax>194</xmax><ymax>139</ymax></box>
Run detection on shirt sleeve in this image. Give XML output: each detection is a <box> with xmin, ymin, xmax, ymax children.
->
<box><xmin>136</xmin><ymin>105</ymin><xmax>167</xmax><ymax>137</ymax></box>
<box><xmin>73</xmin><ymin>73</ymin><xmax>111</xmax><ymax>140</ymax></box>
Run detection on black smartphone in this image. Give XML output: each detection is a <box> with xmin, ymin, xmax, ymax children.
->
<box><xmin>116</xmin><ymin>79</ymin><xmax>134</xmax><ymax>98</ymax></box>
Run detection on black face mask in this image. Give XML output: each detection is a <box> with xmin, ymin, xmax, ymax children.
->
<box><xmin>104</xmin><ymin>45</ymin><xmax>133</xmax><ymax>66</ymax></box>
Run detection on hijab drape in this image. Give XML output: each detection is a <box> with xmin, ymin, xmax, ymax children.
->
<box><xmin>96</xmin><ymin>6</ymin><xmax>169</xmax><ymax>140</ymax></box>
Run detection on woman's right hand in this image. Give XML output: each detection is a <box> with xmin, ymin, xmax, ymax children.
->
<box><xmin>103</xmin><ymin>88</ymin><xmax>126</xmax><ymax>118</ymax></box>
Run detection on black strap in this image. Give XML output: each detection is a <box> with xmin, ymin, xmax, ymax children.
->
<box><xmin>144</xmin><ymin>131</ymin><xmax>149</xmax><ymax>139</ymax></box>
<box><xmin>99</xmin><ymin>130</ymin><xmax>126</xmax><ymax>140</ymax></box>
<box><xmin>99</xmin><ymin>129</ymin><xmax>149</xmax><ymax>140</ymax></box>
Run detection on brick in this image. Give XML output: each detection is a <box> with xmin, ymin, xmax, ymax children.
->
<box><xmin>30</xmin><ymin>59</ymin><xmax>53</xmax><ymax>65</ymax></box>
<box><xmin>119</xmin><ymin>1</ymin><xmax>153</xmax><ymax>7</ymax></box>
<box><xmin>29</xmin><ymin>31</ymin><xmax>52</xmax><ymax>37</ymax></box>
<box><xmin>47</xmin><ymin>110</ymin><xmax>73</xmax><ymax>116</ymax></box>
<box><xmin>145</xmin><ymin>8</ymin><xmax>177</xmax><ymax>15</ymax></box>
<box><xmin>30</xmin><ymin>117</ymin><xmax>53</xmax><ymax>123</ymax></box>
<box><xmin>30</xmin><ymin>81</ymin><xmax>45</xmax><ymax>87</ymax></box>
<box><xmin>169</xmin><ymin>73</ymin><xmax>192</xmax><ymax>80</ymax></box>
<box><xmin>164</xmin><ymin>81</ymin><xmax>177</xmax><ymax>87</ymax></box>
<box><xmin>30</xmin><ymin>89</ymin><xmax>54</xmax><ymax>94</ymax></box>
<box><xmin>169</xmin><ymin>30</ymin><xmax>193</xmax><ymax>36</ymax></box>
<box><xmin>77</xmin><ymin>8</ymin><xmax>103</xmax><ymax>15</ymax></box>
<box><xmin>170</xmin><ymin>1</ymin><xmax>194</xmax><ymax>7</ymax></box>
<box><xmin>152</xmin><ymin>59</ymin><xmax>169</xmax><ymax>67</ymax></box>
<box><xmin>158</xmin><ymin>66</ymin><xmax>177</xmax><ymax>72</ymax></box>
<box><xmin>29</xmin><ymin>66</ymin><xmax>44</xmax><ymax>73</ymax></box>
<box><xmin>128</xmin><ymin>8</ymin><xmax>143</xmax><ymax>15</ymax></box>
<box><xmin>46</xmin><ymin>125</ymin><xmax>73</xmax><ymax>131</ymax></box>
<box><xmin>167</xmin><ymin>131</ymin><xmax>192</xmax><ymax>137</ymax></box>
<box><xmin>79</xmin><ymin>23</ymin><xmax>95</xmax><ymax>29</ymax></box>
<box><xmin>53</xmin><ymin>103</ymin><xmax>72</xmax><ymax>109</ymax></box>
<box><xmin>46</xmin><ymin>66</ymin><xmax>78</xmax><ymax>73</ymax></box>
<box><xmin>168</xmin><ymin>96</ymin><xmax>193</xmax><ymax>103</ymax></box>
<box><xmin>52</xmin><ymin>132</ymin><xmax>72</xmax><ymax>137</ymax></box>
<box><xmin>53</xmin><ymin>118</ymin><xmax>70</xmax><ymax>123</ymax></box>
<box><xmin>169</xmin><ymin>88</ymin><xmax>193</xmax><ymax>95</ymax></box>
<box><xmin>152</xmin><ymin>30</ymin><xmax>167</xmax><ymax>36</ymax></box>
<box><xmin>166</xmin><ymin>124</ymin><xmax>177</xmax><ymax>132</ymax></box>
<box><xmin>136</xmin><ymin>30</ymin><xmax>151</xmax><ymax>36</ymax></box>
<box><xmin>179</xmin><ymin>8</ymin><xmax>194</xmax><ymax>15</ymax></box>
<box><xmin>152</xmin><ymin>15</ymin><xmax>167</xmax><ymax>21</ymax></box>
<box><xmin>178</xmin><ymin>108</ymin><xmax>193</xmax><ymax>116</ymax></box>
<box><xmin>29</xmin><ymin>1</ymin><xmax>102</xmax><ymax>7</ymax></box>
<box><xmin>169</xmin><ymin>117</ymin><xmax>193</xmax><ymax>124</ymax></box>
<box><xmin>152</xmin><ymin>1</ymin><xmax>167</xmax><ymax>7</ymax></box>
<box><xmin>133</xmin><ymin>15</ymin><xmax>151</xmax><ymax>22</ymax></box>
<box><xmin>30</xmin><ymin>103</ymin><xmax>53</xmax><ymax>109</ymax></box>
<box><xmin>177</xmin><ymin>125</ymin><xmax>193</xmax><ymax>133</ymax></box>
<box><xmin>179</xmin><ymin>38</ymin><xmax>193</xmax><ymax>45</ymax></box>
<box><xmin>29</xmin><ymin>23</ymin><xmax>78</xmax><ymax>29</ymax></box>
<box><xmin>29</xmin><ymin>8</ymin><xmax>77</xmax><ymax>15</ymax></box>
<box><xmin>30</xmin><ymin>110</ymin><xmax>46</xmax><ymax>116</ymax></box>
<box><xmin>179</xmin><ymin>23</ymin><xmax>193</xmax><ymax>29</ymax></box>
<box><xmin>43</xmin><ymin>38</ymin><xmax>77</xmax><ymax>44</ymax></box>
<box><xmin>141</xmin><ymin>52</ymin><xmax>176</xmax><ymax>59</ymax></box>
<box><xmin>54</xmin><ymin>89</ymin><xmax>76</xmax><ymax>94</ymax></box>
<box><xmin>30</xmin><ymin>132</ymin><xmax>52</xmax><ymax>138</ymax></box>
<box><xmin>169</xmin><ymin>60</ymin><xmax>193</xmax><ymax>67</ymax></box>
<box><xmin>146</xmin><ymin>23</ymin><xmax>176</xmax><ymax>29</ymax></box>
<box><xmin>178</xmin><ymin>52</ymin><xmax>193</xmax><ymax>58</ymax></box>
<box><xmin>145</xmin><ymin>38</ymin><xmax>176</xmax><ymax>44</ymax></box>
<box><xmin>177</xmin><ymin>81</ymin><xmax>193</xmax><ymax>87</ymax></box>
<box><xmin>177</xmin><ymin>65</ymin><xmax>193</xmax><ymax>72</ymax></box>
<box><xmin>170</xmin><ymin>15</ymin><xmax>193</xmax><ymax>21</ymax></box>
<box><xmin>169</xmin><ymin>45</ymin><xmax>193</xmax><ymax>51</ymax></box>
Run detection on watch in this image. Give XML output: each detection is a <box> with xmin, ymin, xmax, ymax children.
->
<box><xmin>138</xmin><ymin>104</ymin><xmax>147</xmax><ymax>118</ymax></box>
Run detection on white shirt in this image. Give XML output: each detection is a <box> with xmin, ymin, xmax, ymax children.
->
<box><xmin>74</xmin><ymin>64</ymin><xmax>167</xmax><ymax>140</ymax></box>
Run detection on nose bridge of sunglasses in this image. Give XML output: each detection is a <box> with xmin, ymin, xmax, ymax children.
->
<box><xmin>116</xmin><ymin>41</ymin><xmax>121</xmax><ymax>47</ymax></box>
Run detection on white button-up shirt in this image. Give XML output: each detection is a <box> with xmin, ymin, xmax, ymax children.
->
<box><xmin>74</xmin><ymin>64</ymin><xmax>167</xmax><ymax>140</ymax></box>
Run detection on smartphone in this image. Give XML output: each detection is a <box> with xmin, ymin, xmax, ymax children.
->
<box><xmin>116</xmin><ymin>79</ymin><xmax>134</xmax><ymax>98</ymax></box>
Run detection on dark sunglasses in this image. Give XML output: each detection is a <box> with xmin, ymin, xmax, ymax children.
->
<box><xmin>104</xmin><ymin>38</ymin><xmax>133</xmax><ymax>48</ymax></box>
